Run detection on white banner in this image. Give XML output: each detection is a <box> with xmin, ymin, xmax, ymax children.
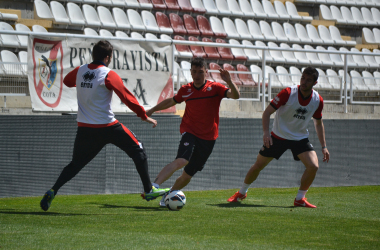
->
<box><xmin>28</xmin><ymin>36</ymin><xmax>175</xmax><ymax>113</ymax></box>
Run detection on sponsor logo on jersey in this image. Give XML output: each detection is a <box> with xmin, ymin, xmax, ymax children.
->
<box><xmin>184</xmin><ymin>142</ymin><xmax>189</xmax><ymax>146</ymax></box>
<box><xmin>207</xmin><ymin>87</ymin><xmax>212</xmax><ymax>91</ymax></box>
<box><xmin>182</xmin><ymin>92</ymin><xmax>194</xmax><ymax>98</ymax></box>
<box><xmin>273</xmin><ymin>96</ymin><xmax>280</xmax><ymax>105</ymax></box>
<box><xmin>293</xmin><ymin>107</ymin><xmax>308</xmax><ymax>120</ymax></box>
<box><xmin>80</xmin><ymin>71</ymin><xmax>95</xmax><ymax>88</ymax></box>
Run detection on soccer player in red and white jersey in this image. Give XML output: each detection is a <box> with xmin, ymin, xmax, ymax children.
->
<box><xmin>228</xmin><ymin>67</ymin><xmax>330</xmax><ymax>208</ymax></box>
<box><xmin>145</xmin><ymin>57</ymin><xmax>240</xmax><ymax>206</ymax></box>
<box><xmin>40</xmin><ymin>40</ymin><xmax>169</xmax><ymax>211</ymax></box>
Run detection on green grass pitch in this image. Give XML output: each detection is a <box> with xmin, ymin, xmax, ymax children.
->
<box><xmin>0</xmin><ymin>186</ymin><xmax>379</xmax><ymax>249</ymax></box>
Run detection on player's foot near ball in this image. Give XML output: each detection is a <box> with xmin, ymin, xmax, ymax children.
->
<box><xmin>294</xmin><ymin>198</ymin><xmax>316</xmax><ymax>208</ymax></box>
<box><xmin>40</xmin><ymin>189</ymin><xmax>55</xmax><ymax>211</ymax></box>
<box><xmin>141</xmin><ymin>187</ymin><xmax>170</xmax><ymax>201</ymax></box>
<box><xmin>227</xmin><ymin>191</ymin><xmax>247</xmax><ymax>202</ymax></box>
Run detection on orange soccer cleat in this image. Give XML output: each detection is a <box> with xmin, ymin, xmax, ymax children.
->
<box><xmin>294</xmin><ymin>198</ymin><xmax>317</xmax><ymax>208</ymax></box>
<box><xmin>227</xmin><ymin>191</ymin><xmax>247</xmax><ymax>202</ymax></box>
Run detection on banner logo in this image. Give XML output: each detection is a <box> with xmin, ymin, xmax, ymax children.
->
<box><xmin>133</xmin><ymin>79</ymin><xmax>148</xmax><ymax>105</ymax></box>
<box><xmin>32</xmin><ymin>39</ymin><xmax>63</xmax><ymax>108</ymax></box>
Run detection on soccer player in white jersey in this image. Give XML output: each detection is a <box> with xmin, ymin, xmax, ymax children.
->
<box><xmin>228</xmin><ymin>67</ymin><xmax>330</xmax><ymax>208</ymax></box>
<box><xmin>40</xmin><ymin>40</ymin><xmax>169</xmax><ymax>211</ymax></box>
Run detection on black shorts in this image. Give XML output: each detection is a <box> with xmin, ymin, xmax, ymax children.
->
<box><xmin>176</xmin><ymin>132</ymin><xmax>216</xmax><ymax>176</ymax></box>
<box><xmin>259</xmin><ymin>136</ymin><xmax>314</xmax><ymax>161</ymax></box>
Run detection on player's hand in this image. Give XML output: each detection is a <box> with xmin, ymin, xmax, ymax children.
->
<box><xmin>322</xmin><ymin>147</ymin><xmax>330</xmax><ymax>163</ymax></box>
<box><xmin>263</xmin><ymin>133</ymin><xmax>272</xmax><ymax>148</ymax></box>
<box><xmin>218</xmin><ymin>69</ymin><xmax>232</xmax><ymax>84</ymax></box>
<box><xmin>142</xmin><ymin>117</ymin><xmax>157</xmax><ymax>128</ymax></box>
<box><xmin>146</xmin><ymin>109</ymin><xmax>153</xmax><ymax>117</ymax></box>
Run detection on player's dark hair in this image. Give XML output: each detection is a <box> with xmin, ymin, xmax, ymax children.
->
<box><xmin>92</xmin><ymin>40</ymin><xmax>113</xmax><ymax>61</ymax></box>
<box><xmin>302</xmin><ymin>67</ymin><xmax>319</xmax><ymax>82</ymax></box>
<box><xmin>190</xmin><ymin>57</ymin><xmax>207</xmax><ymax>69</ymax></box>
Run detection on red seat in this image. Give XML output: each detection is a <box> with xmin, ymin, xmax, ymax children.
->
<box><xmin>151</xmin><ymin>0</ymin><xmax>167</xmax><ymax>9</ymax></box>
<box><xmin>216</xmin><ymin>38</ymin><xmax>234</xmax><ymax>60</ymax></box>
<box><xmin>237</xmin><ymin>64</ymin><xmax>258</xmax><ymax>86</ymax></box>
<box><xmin>155</xmin><ymin>12</ymin><xmax>172</xmax><ymax>32</ymax></box>
<box><xmin>197</xmin><ymin>16</ymin><xmax>214</xmax><ymax>37</ymax></box>
<box><xmin>165</xmin><ymin>0</ymin><xmax>180</xmax><ymax>10</ymax></box>
<box><xmin>201</xmin><ymin>38</ymin><xmax>221</xmax><ymax>59</ymax></box>
<box><xmin>189</xmin><ymin>36</ymin><xmax>207</xmax><ymax>58</ymax></box>
<box><xmin>209</xmin><ymin>63</ymin><xmax>226</xmax><ymax>84</ymax></box>
<box><xmin>223</xmin><ymin>63</ymin><xmax>243</xmax><ymax>85</ymax></box>
<box><xmin>174</xmin><ymin>35</ymin><xmax>192</xmax><ymax>56</ymax></box>
<box><xmin>169</xmin><ymin>13</ymin><xmax>187</xmax><ymax>35</ymax></box>
<box><xmin>183</xmin><ymin>14</ymin><xmax>200</xmax><ymax>36</ymax></box>
<box><xmin>178</xmin><ymin>0</ymin><xmax>193</xmax><ymax>12</ymax></box>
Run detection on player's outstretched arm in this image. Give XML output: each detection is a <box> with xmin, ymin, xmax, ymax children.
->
<box><xmin>146</xmin><ymin>98</ymin><xmax>176</xmax><ymax>117</ymax></box>
<box><xmin>314</xmin><ymin>118</ymin><xmax>330</xmax><ymax>163</ymax></box>
<box><xmin>142</xmin><ymin>117</ymin><xmax>157</xmax><ymax>128</ymax></box>
<box><xmin>219</xmin><ymin>69</ymin><xmax>240</xmax><ymax>99</ymax></box>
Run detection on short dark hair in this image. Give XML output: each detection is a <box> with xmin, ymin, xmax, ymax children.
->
<box><xmin>302</xmin><ymin>67</ymin><xmax>319</xmax><ymax>82</ymax></box>
<box><xmin>92</xmin><ymin>40</ymin><xmax>113</xmax><ymax>61</ymax></box>
<box><xmin>190</xmin><ymin>57</ymin><xmax>207</xmax><ymax>69</ymax></box>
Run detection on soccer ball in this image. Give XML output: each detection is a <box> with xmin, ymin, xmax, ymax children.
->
<box><xmin>164</xmin><ymin>190</ymin><xmax>186</xmax><ymax>211</ymax></box>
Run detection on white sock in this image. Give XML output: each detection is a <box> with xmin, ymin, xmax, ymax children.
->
<box><xmin>152</xmin><ymin>183</ymin><xmax>159</xmax><ymax>189</ymax></box>
<box><xmin>296</xmin><ymin>190</ymin><xmax>308</xmax><ymax>200</ymax></box>
<box><xmin>239</xmin><ymin>183</ymin><xmax>251</xmax><ymax>195</ymax></box>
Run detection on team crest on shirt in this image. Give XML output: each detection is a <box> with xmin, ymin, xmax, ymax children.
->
<box><xmin>187</xmin><ymin>88</ymin><xmax>192</xmax><ymax>92</ymax></box>
<box><xmin>32</xmin><ymin>38</ymin><xmax>64</xmax><ymax>108</ymax></box>
<box><xmin>207</xmin><ymin>86</ymin><xmax>212</xmax><ymax>91</ymax></box>
<box><xmin>294</xmin><ymin>107</ymin><xmax>308</xmax><ymax>120</ymax></box>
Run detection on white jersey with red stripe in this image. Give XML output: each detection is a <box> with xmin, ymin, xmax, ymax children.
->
<box><xmin>272</xmin><ymin>85</ymin><xmax>322</xmax><ymax>140</ymax></box>
<box><xmin>75</xmin><ymin>64</ymin><xmax>115</xmax><ymax>125</ymax></box>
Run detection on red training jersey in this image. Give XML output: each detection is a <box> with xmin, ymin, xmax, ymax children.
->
<box><xmin>173</xmin><ymin>80</ymin><xmax>229</xmax><ymax>140</ymax></box>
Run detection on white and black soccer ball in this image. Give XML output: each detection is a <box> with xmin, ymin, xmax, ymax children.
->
<box><xmin>164</xmin><ymin>190</ymin><xmax>186</xmax><ymax>211</ymax></box>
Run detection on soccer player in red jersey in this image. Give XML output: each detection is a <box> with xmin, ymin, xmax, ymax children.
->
<box><xmin>146</xmin><ymin>57</ymin><xmax>240</xmax><ymax>206</ymax></box>
<box><xmin>228</xmin><ymin>67</ymin><xmax>330</xmax><ymax>208</ymax></box>
<box><xmin>40</xmin><ymin>40</ymin><xmax>169</xmax><ymax>211</ymax></box>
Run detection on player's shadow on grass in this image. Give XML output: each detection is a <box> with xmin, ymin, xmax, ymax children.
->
<box><xmin>210</xmin><ymin>203</ymin><xmax>294</xmax><ymax>209</ymax></box>
<box><xmin>0</xmin><ymin>210</ymin><xmax>86</xmax><ymax>216</ymax></box>
<box><xmin>89</xmin><ymin>203</ymin><xmax>166</xmax><ymax>211</ymax></box>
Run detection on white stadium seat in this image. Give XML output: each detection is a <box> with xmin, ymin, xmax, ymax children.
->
<box><xmin>0</xmin><ymin>50</ymin><xmax>23</xmax><ymax>76</ymax></box>
<box><xmin>18</xmin><ymin>51</ymin><xmax>28</xmax><ymax>75</ymax></box>
<box><xmin>330</xmin><ymin>5</ymin><xmax>349</xmax><ymax>25</ymax></box>
<box><xmin>362</xmin><ymin>71</ymin><xmax>379</xmax><ymax>90</ymax></box>
<box><xmin>318</xmin><ymin>25</ymin><xmax>335</xmax><ymax>46</ymax></box>
<box><xmin>316</xmin><ymin>46</ymin><xmax>335</xmax><ymax>67</ymax></box>
<box><xmin>126</xmin><ymin>0</ymin><xmax>142</xmax><ymax>8</ymax></box>
<box><xmin>341</xmin><ymin>6</ymin><xmax>357</xmax><ymax>25</ymax></box>
<box><xmin>32</xmin><ymin>25</ymin><xmax>48</xmax><ymax>33</ymax></box>
<box><xmin>250</xmin><ymin>0</ymin><xmax>267</xmax><ymax>19</ymax></box>
<box><xmin>351</xmin><ymin>6</ymin><xmax>368</xmax><ymax>26</ymax></box>
<box><xmin>210</xmin><ymin>16</ymin><xmax>227</xmax><ymax>37</ymax></box>
<box><xmin>127</xmin><ymin>9</ymin><xmax>146</xmax><ymax>32</ymax></box>
<box><xmin>315</xmin><ymin>68</ymin><xmax>333</xmax><ymax>90</ymax></box>
<box><xmin>235</xmin><ymin>19</ymin><xmax>252</xmax><ymax>40</ymax></box>
<box><xmin>326</xmin><ymin>69</ymin><xmax>342</xmax><ymax>90</ymax></box>
<box><xmin>238</xmin><ymin>0</ymin><xmax>256</xmax><ymax>19</ymax></box>
<box><xmin>181</xmin><ymin>61</ymin><xmax>193</xmax><ymax>83</ymax></box>
<box><xmin>84</xmin><ymin>27</ymin><xmax>99</xmax><ymax>36</ymax></box>
<box><xmin>242</xmin><ymin>40</ymin><xmax>261</xmax><ymax>62</ymax></box>
<box><xmin>141</xmin><ymin>10</ymin><xmax>160</xmax><ymax>33</ymax></box>
<box><xmin>274</xmin><ymin>1</ymin><xmax>291</xmax><ymax>20</ymax></box>
<box><xmin>362</xmin><ymin>27</ymin><xmax>377</xmax><ymax>44</ymax></box>
<box><xmin>115</xmin><ymin>30</ymin><xmax>129</xmax><ymax>38</ymax></box>
<box><xmin>259</xmin><ymin>21</ymin><xmax>277</xmax><ymax>42</ymax></box>
<box><xmin>306</xmin><ymin>24</ymin><xmax>324</xmax><ymax>45</ymax></box>
<box><xmin>371</xmin><ymin>7</ymin><xmax>380</xmax><ymax>24</ymax></box>
<box><xmin>82</xmin><ymin>4</ymin><xmax>101</xmax><ymax>29</ymax></box>
<box><xmin>265</xmin><ymin>65</ymin><xmax>282</xmax><ymax>88</ymax></box>
<box><xmin>361</xmin><ymin>7</ymin><xmax>378</xmax><ymax>26</ymax></box>
<box><xmin>319</xmin><ymin>4</ymin><xmax>335</xmax><ymax>21</ymax></box>
<box><xmin>295</xmin><ymin>23</ymin><xmax>313</xmax><ymax>44</ymax></box>
<box><xmin>255</xmin><ymin>41</ymin><xmax>274</xmax><ymax>62</ymax></box>
<box><xmin>97</xmin><ymin>6</ymin><xmax>117</xmax><ymax>30</ymax></box>
<box><xmin>247</xmin><ymin>20</ymin><xmax>264</xmax><ymax>41</ymax></box>
<box><xmin>15</xmin><ymin>23</ymin><xmax>30</xmax><ymax>49</ymax></box>
<box><xmin>279</xmin><ymin>43</ymin><xmax>298</xmax><ymax>64</ymax></box>
<box><xmin>350</xmin><ymin>70</ymin><xmax>370</xmax><ymax>91</ymax></box>
<box><xmin>276</xmin><ymin>66</ymin><xmax>296</xmax><ymax>86</ymax></box>
<box><xmin>229</xmin><ymin>39</ymin><xmax>247</xmax><ymax>60</ymax></box>
<box><xmin>250</xmin><ymin>65</ymin><xmax>263</xmax><ymax>84</ymax></box>
<box><xmin>98</xmin><ymin>0</ymin><xmax>114</xmax><ymax>6</ymax></box>
<box><xmin>289</xmin><ymin>66</ymin><xmax>302</xmax><ymax>85</ymax></box>
<box><xmin>130</xmin><ymin>32</ymin><xmax>144</xmax><ymax>39</ymax></box>
<box><xmin>304</xmin><ymin>45</ymin><xmax>323</xmax><ymax>67</ymax></box>
<box><xmin>360</xmin><ymin>49</ymin><xmax>378</xmax><ymax>68</ymax></box>
<box><xmin>99</xmin><ymin>29</ymin><xmax>114</xmax><ymax>37</ymax></box>
<box><xmin>67</xmin><ymin>2</ymin><xmax>86</xmax><ymax>28</ymax></box>
<box><xmin>268</xmin><ymin>42</ymin><xmax>286</xmax><ymax>63</ymax></box>
<box><xmin>262</xmin><ymin>0</ymin><xmax>280</xmax><ymax>20</ymax></box>
<box><xmin>351</xmin><ymin>48</ymin><xmax>369</xmax><ymax>68</ymax></box>
<box><xmin>283</xmin><ymin>23</ymin><xmax>301</xmax><ymax>43</ymax></box>
<box><xmin>112</xmin><ymin>0</ymin><xmax>127</xmax><ymax>8</ymax></box>
<box><xmin>203</xmin><ymin>0</ymin><xmax>219</xmax><ymax>15</ymax></box>
<box><xmin>215</xmin><ymin>0</ymin><xmax>232</xmax><ymax>16</ymax></box>
<box><xmin>34</xmin><ymin>0</ymin><xmax>54</xmax><ymax>21</ymax></box>
<box><xmin>223</xmin><ymin>17</ymin><xmax>240</xmax><ymax>39</ymax></box>
<box><xmin>286</xmin><ymin>1</ymin><xmax>312</xmax><ymax>21</ymax></box>
<box><xmin>327</xmin><ymin>46</ymin><xmax>344</xmax><ymax>67</ymax></box>
<box><xmin>112</xmin><ymin>8</ymin><xmax>131</xmax><ymax>31</ymax></box>
<box><xmin>145</xmin><ymin>33</ymin><xmax>159</xmax><ymax>39</ymax></box>
<box><xmin>339</xmin><ymin>47</ymin><xmax>358</xmax><ymax>67</ymax></box>
<box><xmin>50</xmin><ymin>1</ymin><xmax>70</xmax><ymax>26</ymax></box>
<box><xmin>373</xmin><ymin>28</ymin><xmax>380</xmax><ymax>43</ymax></box>
<box><xmin>292</xmin><ymin>44</ymin><xmax>310</xmax><ymax>65</ymax></box>
<box><xmin>227</xmin><ymin>0</ymin><xmax>245</xmax><ymax>17</ymax></box>
<box><xmin>271</xmin><ymin>21</ymin><xmax>289</xmax><ymax>42</ymax></box>
<box><xmin>329</xmin><ymin>25</ymin><xmax>356</xmax><ymax>46</ymax></box>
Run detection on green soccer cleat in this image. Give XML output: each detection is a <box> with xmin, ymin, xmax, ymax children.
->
<box><xmin>141</xmin><ymin>187</ymin><xmax>170</xmax><ymax>201</ymax></box>
<box><xmin>40</xmin><ymin>189</ymin><xmax>55</xmax><ymax>211</ymax></box>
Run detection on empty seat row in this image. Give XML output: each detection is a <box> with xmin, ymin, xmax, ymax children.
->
<box><xmin>0</xmin><ymin>50</ymin><xmax>27</xmax><ymax>76</ymax></box>
<box><xmin>320</xmin><ymin>4</ymin><xmax>380</xmax><ymax>26</ymax></box>
<box><xmin>362</xmin><ymin>27</ymin><xmax>380</xmax><ymax>45</ymax></box>
<box><xmin>296</xmin><ymin>0</ymin><xmax>380</xmax><ymax>8</ymax></box>
<box><xmin>0</xmin><ymin>22</ymin><xmax>48</xmax><ymax>49</ymax></box>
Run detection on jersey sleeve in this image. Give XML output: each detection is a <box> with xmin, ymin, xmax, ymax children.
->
<box><xmin>63</xmin><ymin>66</ymin><xmax>79</xmax><ymax>87</ymax></box>
<box><xmin>173</xmin><ymin>86</ymin><xmax>186</xmax><ymax>103</ymax></box>
<box><xmin>270</xmin><ymin>87</ymin><xmax>291</xmax><ymax>109</ymax></box>
<box><xmin>105</xmin><ymin>70</ymin><xmax>148</xmax><ymax>120</ymax></box>
<box><xmin>312</xmin><ymin>95</ymin><xmax>324</xmax><ymax>119</ymax></box>
<box><xmin>215</xmin><ymin>82</ymin><xmax>230</xmax><ymax>98</ymax></box>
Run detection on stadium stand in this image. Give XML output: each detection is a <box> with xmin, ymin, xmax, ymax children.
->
<box><xmin>14</xmin><ymin>23</ymin><xmax>30</xmax><ymax>49</ymax></box>
<box><xmin>210</xmin><ymin>16</ymin><xmax>228</xmax><ymax>38</ymax></box>
<box><xmin>141</xmin><ymin>10</ymin><xmax>160</xmax><ymax>34</ymax></box>
<box><xmin>82</xmin><ymin>4</ymin><xmax>101</xmax><ymax>30</ymax></box>
<box><xmin>216</xmin><ymin>38</ymin><xmax>235</xmax><ymax>60</ymax></box>
<box><xmin>215</xmin><ymin>0</ymin><xmax>232</xmax><ymax>16</ymax></box>
<box><xmin>99</xmin><ymin>29</ymin><xmax>114</xmax><ymax>37</ymax></box>
<box><xmin>247</xmin><ymin>20</ymin><xmax>265</xmax><ymax>40</ymax></box>
<box><xmin>237</xmin><ymin>64</ymin><xmax>257</xmax><ymax>86</ymax></box>
<box><xmin>259</xmin><ymin>20</ymin><xmax>277</xmax><ymax>42</ymax></box>
<box><xmin>238</xmin><ymin>0</ymin><xmax>256</xmax><ymax>19</ymax></box>
<box><xmin>169</xmin><ymin>13</ymin><xmax>187</xmax><ymax>35</ymax></box>
<box><xmin>50</xmin><ymin>1</ymin><xmax>70</xmax><ymax>27</ymax></box>
<box><xmin>0</xmin><ymin>22</ymin><xmax>21</xmax><ymax>48</ymax></box>
<box><xmin>362</xmin><ymin>48</ymin><xmax>379</xmax><ymax>68</ymax></box>
<box><xmin>84</xmin><ymin>27</ymin><xmax>99</xmax><ymax>36</ymax></box>
<box><xmin>229</xmin><ymin>39</ymin><xmax>247</xmax><ymax>61</ymax></box>
<box><xmin>282</xmin><ymin>23</ymin><xmax>301</xmax><ymax>43</ymax></box>
<box><xmin>268</xmin><ymin>41</ymin><xmax>286</xmax><ymax>63</ymax></box>
<box><xmin>209</xmin><ymin>62</ymin><xmax>225</xmax><ymax>84</ymax></box>
<box><xmin>97</xmin><ymin>6</ymin><xmax>117</xmax><ymax>31</ymax></box>
<box><xmin>250</xmin><ymin>0</ymin><xmax>267</xmax><ymax>19</ymax></box>
<box><xmin>130</xmin><ymin>31</ymin><xmax>144</xmax><ymax>38</ymax></box>
<box><xmin>273</xmin><ymin>1</ymin><xmax>291</xmax><ymax>20</ymax></box>
<box><xmin>66</xmin><ymin>2</ymin><xmax>86</xmax><ymax>29</ymax></box>
<box><xmin>0</xmin><ymin>50</ymin><xmax>23</xmax><ymax>76</ymax></box>
<box><xmin>138</xmin><ymin>0</ymin><xmax>154</xmax><ymax>9</ymax></box>
<box><xmin>223</xmin><ymin>17</ymin><xmax>240</xmax><ymax>39</ymax></box>
<box><xmin>127</xmin><ymin>9</ymin><xmax>146</xmax><ymax>32</ymax></box>
<box><xmin>203</xmin><ymin>0</ymin><xmax>219</xmax><ymax>15</ymax></box>
<box><xmin>174</xmin><ymin>35</ymin><xmax>193</xmax><ymax>58</ymax></box>
<box><xmin>180</xmin><ymin>60</ymin><xmax>192</xmax><ymax>83</ymax></box>
<box><xmin>34</xmin><ymin>0</ymin><xmax>54</xmax><ymax>21</ymax></box>
<box><xmin>271</xmin><ymin>21</ymin><xmax>289</xmax><ymax>42</ymax></box>
<box><xmin>155</xmin><ymin>12</ymin><xmax>173</xmax><ymax>34</ymax></box>
<box><xmin>286</xmin><ymin>1</ymin><xmax>312</xmax><ymax>22</ymax></box>
<box><xmin>227</xmin><ymin>0</ymin><xmax>245</xmax><ymax>17</ymax></box>
<box><xmin>190</xmin><ymin>0</ymin><xmax>207</xmax><ymax>13</ymax></box>
<box><xmin>279</xmin><ymin>43</ymin><xmax>299</xmax><ymax>64</ymax></box>
<box><xmin>292</xmin><ymin>44</ymin><xmax>311</xmax><ymax>65</ymax></box>
<box><xmin>145</xmin><ymin>33</ymin><xmax>159</xmax><ymax>39</ymax></box>
<box><xmin>112</xmin><ymin>7</ymin><xmax>131</xmax><ymax>31</ymax></box>
<box><xmin>255</xmin><ymin>40</ymin><xmax>274</xmax><ymax>62</ymax></box>
<box><xmin>189</xmin><ymin>36</ymin><xmax>207</xmax><ymax>58</ymax></box>
<box><xmin>115</xmin><ymin>30</ymin><xmax>129</xmax><ymax>38</ymax></box>
<box><xmin>241</xmin><ymin>40</ymin><xmax>261</xmax><ymax>62</ymax></box>
<box><xmin>235</xmin><ymin>19</ymin><xmax>253</xmax><ymax>40</ymax></box>
<box><xmin>151</xmin><ymin>0</ymin><xmax>167</xmax><ymax>10</ymax></box>
<box><xmin>223</xmin><ymin>63</ymin><xmax>243</xmax><ymax>85</ymax></box>
<box><xmin>126</xmin><ymin>0</ymin><xmax>142</xmax><ymax>9</ymax></box>
<box><xmin>197</xmin><ymin>15</ymin><xmax>214</xmax><ymax>37</ymax></box>
<box><xmin>165</xmin><ymin>0</ymin><xmax>181</xmax><ymax>11</ymax></box>
<box><xmin>276</xmin><ymin>66</ymin><xmax>296</xmax><ymax>86</ymax></box>
<box><xmin>304</xmin><ymin>45</ymin><xmax>323</xmax><ymax>67</ymax></box>
<box><xmin>177</xmin><ymin>0</ymin><xmax>194</xmax><ymax>12</ymax></box>
<box><xmin>201</xmin><ymin>37</ymin><xmax>221</xmax><ymax>59</ymax></box>
<box><xmin>32</xmin><ymin>24</ymin><xmax>48</xmax><ymax>33</ymax></box>
<box><xmin>18</xmin><ymin>50</ymin><xmax>27</xmax><ymax>75</ymax></box>
<box><xmin>329</xmin><ymin>25</ymin><xmax>356</xmax><ymax>46</ymax></box>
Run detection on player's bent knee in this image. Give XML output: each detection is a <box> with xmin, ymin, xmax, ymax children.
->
<box><xmin>175</xmin><ymin>158</ymin><xmax>189</xmax><ymax>169</ymax></box>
